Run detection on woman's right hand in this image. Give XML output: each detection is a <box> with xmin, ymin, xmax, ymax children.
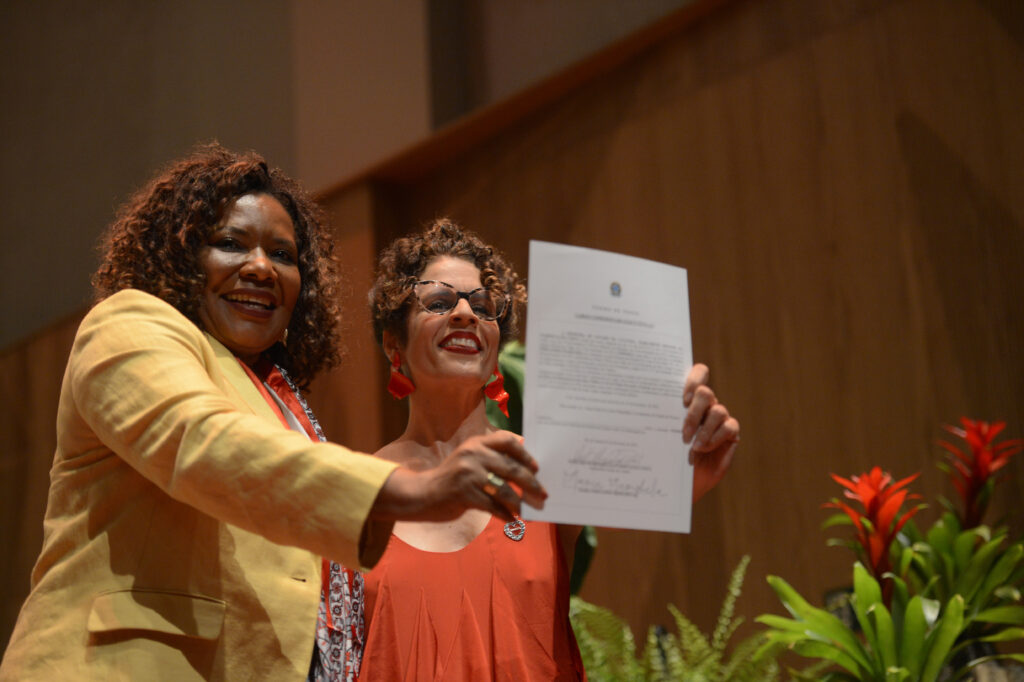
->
<box><xmin>370</xmin><ymin>432</ymin><xmax>547</xmax><ymax>523</ymax></box>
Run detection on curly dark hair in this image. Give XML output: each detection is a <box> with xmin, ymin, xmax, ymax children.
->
<box><xmin>369</xmin><ymin>218</ymin><xmax>527</xmax><ymax>349</ymax></box>
<box><xmin>92</xmin><ymin>142</ymin><xmax>341</xmax><ymax>388</ymax></box>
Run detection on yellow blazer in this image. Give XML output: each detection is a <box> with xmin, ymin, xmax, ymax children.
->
<box><xmin>0</xmin><ymin>289</ymin><xmax>398</xmax><ymax>680</ymax></box>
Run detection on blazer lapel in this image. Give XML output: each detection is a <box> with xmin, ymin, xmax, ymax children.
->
<box><xmin>204</xmin><ymin>334</ymin><xmax>282</xmax><ymax>425</ymax></box>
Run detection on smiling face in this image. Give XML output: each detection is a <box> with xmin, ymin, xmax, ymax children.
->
<box><xmin>391</xmin><ymin>256</ymin><xmax>500</xmax><ymax>389</ymax></box>
<box><xmin>197</xmin><ymin>193</ymin><xmax>301</xmax><ymax>365</ymax></box>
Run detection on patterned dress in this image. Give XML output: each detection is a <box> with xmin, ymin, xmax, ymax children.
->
<box><xmin>240</xmin><ymin>360</ymin><xmax>364</xmax><ymax>682</ymax></box>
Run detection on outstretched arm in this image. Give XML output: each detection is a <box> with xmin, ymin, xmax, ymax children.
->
<box><xmin>370</xmin><ymin>431</ymin><xmax>547</xmax><ymax>523</ymax></box>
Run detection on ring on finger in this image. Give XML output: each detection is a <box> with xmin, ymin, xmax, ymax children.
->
<box><xmin>482</xmin><ymin>471</ymin><xmax>506</xmax><ymax>497</ymax></box>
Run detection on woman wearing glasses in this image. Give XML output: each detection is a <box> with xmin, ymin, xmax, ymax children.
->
<box><xmin>359</xmin><ymin>219</ymin><xmax>739</xmax><ymax>680</ymax></box>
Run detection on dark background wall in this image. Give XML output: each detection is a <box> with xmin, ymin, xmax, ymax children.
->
<box><xmin>0</xmin><ymin>0</ymin><xmax>686</xmax><ymax>350</ymax></box>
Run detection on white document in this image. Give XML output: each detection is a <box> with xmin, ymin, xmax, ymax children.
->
<box><xmin>521</xmin><ymin>241</ymin><xmax>693</xmax><ymax>533</ymax></box>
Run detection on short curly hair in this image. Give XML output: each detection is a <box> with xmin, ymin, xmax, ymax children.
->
<box><xmin>92</xmin><ymin>142</ymin><xmax>341</xmax><ymax>389</ymax></box>
<box><xmin>369</xmin><ymin>218</ymin><xmax>527</xmax><ymax>348</ymax></box>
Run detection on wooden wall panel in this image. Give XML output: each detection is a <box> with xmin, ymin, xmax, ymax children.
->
<box><xmin>0</xmin><ymin>314</ymin><xmax>82</xmax><ymax>648</ymax></box>
<box><xmin>306</xmin><ymin>183</ymin><xmax>389</xmax><ymax>454</ymax></box>
<box><xmin>352</xmin><ymin>0</ymin><xmax>1024</xmax><ymax>638</ymax></box>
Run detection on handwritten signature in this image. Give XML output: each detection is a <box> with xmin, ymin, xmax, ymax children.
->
<box><xmin>566</xmin><ymin>444</ymin><xmax>651</xmax><ymax>473</ymax></box>
<box><xmin>561</xmin><ymin>468</ymin><xmax>667</xmax><ymax>498</ymax></box>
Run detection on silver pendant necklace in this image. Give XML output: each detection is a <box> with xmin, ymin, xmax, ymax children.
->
<box><xmin>503</xmin><ymin>517</ymin><xmax>526</xmax><ymax>541</ymax></box>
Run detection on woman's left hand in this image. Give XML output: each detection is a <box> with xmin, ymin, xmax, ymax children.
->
<box><xmin>683</xmin><ymin>363</ymin><xmax>739</xmax><ymax>503</ymax></box>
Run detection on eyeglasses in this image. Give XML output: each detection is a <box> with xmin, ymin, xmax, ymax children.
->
<box><xmin>412</xmin><ymin>280</ymin><xmax>508</xmax><ymax>321</ymax></box>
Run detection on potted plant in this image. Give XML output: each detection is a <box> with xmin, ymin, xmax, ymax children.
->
<box><xmin>757</xmin><ymin>418</ymin><xmax>1024</xmax><ymax>680</ymax></box>
<box><xmin>896</xmin><ymin>418</ymin><xmax>1024</xmax><ymax>676</ymax></box>
<box><xmin>570</xmin><ymin>555</ymin><xmax>782</xmax><ymax>681</ymax></box>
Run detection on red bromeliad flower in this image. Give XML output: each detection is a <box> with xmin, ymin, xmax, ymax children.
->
<box><xmin>939</xmin><ymin>418</ymin><xmax>1023</xmax><ymax>529</ymax></box>
<box><xmin>824</xmin><ymin>467</ymin><xmax>924</xmax><ymax>599</ymax></box>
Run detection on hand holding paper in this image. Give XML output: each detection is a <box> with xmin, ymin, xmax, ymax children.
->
<box><xmin>683</xmin><ymin>363</ymin><xmax>740</xmax><ymax>504</ymax></box>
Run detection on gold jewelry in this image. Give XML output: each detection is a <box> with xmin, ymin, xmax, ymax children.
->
<box><xmin>482</xmin><ymin>471</ymin><xmax>505</xmax><ymax>497</ymax></box>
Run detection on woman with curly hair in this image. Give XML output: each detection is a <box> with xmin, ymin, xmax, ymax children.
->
<box><xmin>359</xmin><ymin>219</ymin><xmax>739</xmax><ymax>680</ymax></box>
<box><xmin>0</xmin><ymin>146</ymin><xmax>545</xmax><ymax>682</ymax></box>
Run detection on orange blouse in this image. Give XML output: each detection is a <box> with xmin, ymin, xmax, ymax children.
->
<box><xmin>359</xmin><ymin>516</ymin><xmax>585</xmax><ymax>681</ymax></box>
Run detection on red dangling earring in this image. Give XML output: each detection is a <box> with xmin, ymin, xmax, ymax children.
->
<box><xmin>485</xmin><ymin>365</ymin><xmax>510</xmax><ymax>417</ymax></box>
<box><xmin>387</xmin><ymin>352</ymin><xmax>415</xmax><ymax>399</ymax></box>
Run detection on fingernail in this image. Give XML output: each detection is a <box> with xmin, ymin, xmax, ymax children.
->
<box><xmin>693</xmin><ymin>434</ymin><xmax>706</xmax><ymax>450</ymax></box>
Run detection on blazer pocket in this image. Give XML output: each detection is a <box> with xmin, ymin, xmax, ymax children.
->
<box><xmin>87</xmin><ymin>588</ymin><xmax>226</xmax><ymax>640</ymax></box>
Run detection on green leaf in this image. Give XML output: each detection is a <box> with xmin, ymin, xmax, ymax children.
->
<box><xmin>973</xmin><ymin>605</ymin><xmax>1024</xmax><ymax>625</ymax></box>
<box><xmin>995</xmin><ymin>585</ymin><xmax>1021</xmax><ymax>601</ymax></box>
<box><xmin>885</xmin><ymin>667</ymin><xmax>912</xmax><ymax>682</ymax></box>
<box><xmin>757</xmin><ymin>628</ymin><xmax>806</xmax><ymax>659</ymax></box>
<box><xmin>791</xmin><ymin>640</ymin><xmax>863</xmax><ymax>677</ymax></box>
<box><xmin>952</xmin><ymin>529</ymin><xmax>978</xmax><ymax>574</ymax></box>
<box><xmin>661</xmin><ymin>630</ymin><xmax>688</xmax><ymax>679</ymax></box>
<box><xmin>939</xmin><ymin>551</ymin><xmax>957</xmax><ymax>597</ymax></box>
<box><xmin>920</xmin><ymin>594</ymin><xmax>964</xmax><ymax>682</ymax></box>
<box><xmin>641</xmin><ymin>626</ymin><xmax>666</xmax><ymax>679</ymax></box>
<box><xmin>921</xmin><ymin>575</ymin><xmax>942</xmax><ymax>600</ymax></box>
<box><xmin>941</xmin><ymin>512</ymin><xmax>962</xmax><ymax>535</ymax></box>
<box><xmin>886</xmin><ymin>574</ymin><xmax>910</xmax><ymax>632</ymax></box>
<box><xmin>711</xmin><ymin>554</ymin><xmax>749</xmax><ymax>654</ymax></box>
<box><xmin>898</xmin><ymin>545</ymin><xmax>915</xmax><ymax>577</ymax></box>
<box><xmin>667</xmin><ymin>602</ymin><xmax>713</xmax><ymax>666</ymax></box>
<box><xmin>852</xmin><ymin>563</ymin><xmax>880</xmax><ymax>652</ymax></box>
<box><xmin>899</xmin><ymin>519</ymin><xmax>923</xmax><ymax>544</ymax></box>
<box><xmin>927</xmin><ymin>519</ymin><xmax>953</xmax><ymax>555</ymax></box>
<box><xmin>899</xmin><ymin>596</ymin><xmax>927</xmax><ymax>679</ymax></box>
<box><xmin>971</xmin><ymin>542</ymin><xmax>1023</xmax><ymax>614</ymax></box>
<box><xmin>823</xmin><ymin>513</ymin><xmax>855</xmax><ymax>529</ymax></box>
<box><xmin>765</xmin><ymin>575</ymin><xmax>872</xmax><ymax>675</ymax></box>
<box><xmin>1008</xmin><ymin>552</ymin><xmax>1024</xmax><ymax>580</ymax></box>
<box><xmin>953</xmin><ymin>536</ymin><xmax>1006</xmax><ymax>602</ymax></box>
<box><xmin>922</xmin><ymin>597</ymin><xmax>941</xmax><ymax>626</ymax></box>
<box><xmin>826</xmin><ymin>538</ymin><xmax>862</xmax><ymax>553</ymax></box>
<box><xmin>569</xmin><ymin>595</ymin><xmax>640</xmax><ymax>680</ymax></box>
<box><xmin>868</xmin><ymin>602</ymin><xmax>897</xmax><ymax>672</ymax></box>
<box><xmin>948</xmin><ymin>653</ymin><xmax>1024</xmax><ymax>682</ymax></box>
<box><xmin>756</xmin><ymin>614</ymin><xmax>807</xmax><ymax>632</ymax></box>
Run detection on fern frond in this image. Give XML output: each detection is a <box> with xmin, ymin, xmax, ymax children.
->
<box><xmin>569</xmin><ymin>595</ymin><xmax>642</xmax><ymax>681</ymax></box>
<box><xmin>720</xmin><ymin>631</ymin><xmax>779</xmax><ymax>681</ymax></box>
<box><xmin>570</xmin><ymin>556</ymin><xmax>783</xmax><ymax>681</ymax></box>
<box><xmin>641</xmin><ymin>626</ymin><xmax>669</xmax><ymax>681</ymax></box>
<box><xmin>667</xmin><ymin>603</ymin><xmax>714</xmax><ymax>666</ymax></box>
<box><xmin>663</xmin><ymin>629</ymin><xmax>691</xmax><ymax>680</ymax></box>
<box><xmin>711</xmin><ymin>554</ymin><xmax>750</xmax><ymax>652</ymax></box>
